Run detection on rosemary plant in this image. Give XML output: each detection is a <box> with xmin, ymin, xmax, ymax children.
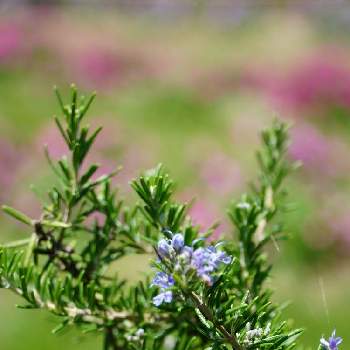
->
<box><xmin>0</xmin><ymin>86</ymin><xmax>341</xmax><ymax>350</ymax></box>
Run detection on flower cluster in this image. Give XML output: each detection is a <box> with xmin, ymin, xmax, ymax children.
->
<box><xmin>151</xmin><ymin>233</ymin><xmax>232</xmax><ymax>306</ymax></box>
<box><xmin>320</xmin><ymin>330</ymin><xmax>342</xmax><ymax>350</ymax></box>
<box><xmin>151</xmin><ymin>272</ymin><xmax>174</xmax><ymax>306</ymax></box>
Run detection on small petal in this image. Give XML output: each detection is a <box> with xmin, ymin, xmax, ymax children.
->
<box><xmin>157</xmin><ymin>239</ymin><xmax>173</xmax><ymax>258</ymax></box>
<box><xmin>335</xmin><ymin>338</ymin><xmax>343</xmax><ymax>345</ymax></box>
<box><xmin>172</xmin><ymin>233</ymin><xmax>184</xmax><ymax>252</ymax></box>
<box><xmin>320</xmin><ymin>338</ymin><xmax>329</xmax><ymax>347</ymax></box>
<box><xmin>152</xmin><ymin>291</ymin><xmax>173</xmax><ymax>306</ymax></box>
<box><xmin>215</xmin><ymin>251</ymin><xmax>232</xmax><ymax>265</ymax></box>
<box><xmin>151</xmin><ymin>272</ymin><xmax>174</xmax><ymax>289</ymax></box>
<box><xmin>163</xmin><ymin>290</ymin><xmax>173</xmax><ymax>303</ymax></box>
<box><xmin>152</xmin><ymin>293</ymin><xmax>165</xmax><ymax>306</ymax></box>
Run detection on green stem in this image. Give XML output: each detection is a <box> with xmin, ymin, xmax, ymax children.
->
<box><xmin>189</xmin><ymin>291</ymin><xmax>243</xmax><ymax>350</ymax></box>
<box><xmin>104</xmin><ymin>327</ymin><xmax>118</xmax><ymax>350</ymax></box>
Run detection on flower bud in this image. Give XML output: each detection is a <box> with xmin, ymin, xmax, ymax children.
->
<box><xmin>171</xmin><ymin>233</ymin><xmax>184</xmax><ymax>252</ymax></box>
<box><xmin>157</xmin><ymin>239</ymin><xmax>173</xmax><ymax>258</ymax></box>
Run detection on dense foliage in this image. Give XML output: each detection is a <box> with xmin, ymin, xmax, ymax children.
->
<box><xmin>0</xmin><ymin>86</ymin><xmax>340</xmax><ymax>350</ymax></box>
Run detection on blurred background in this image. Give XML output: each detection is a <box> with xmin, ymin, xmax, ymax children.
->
<box><xmin>0</xmin><ymin>1</ymin><xmax>349</xmax><ymax>349</ymax></box>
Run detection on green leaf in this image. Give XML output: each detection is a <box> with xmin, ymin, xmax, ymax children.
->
<box><xmin>2</xmin><ymin>206</ymin><xmax>33</xmax><ymax>226</ymax></box>
<box><xmin>40</xmin><ymin>220</ymin><xmax>71</xmax><ymax>228</ymax></box>
<box><xmin>1</xmin><ymin>238</ymin><xmax>32</xmax><ymax>248</ymax></box>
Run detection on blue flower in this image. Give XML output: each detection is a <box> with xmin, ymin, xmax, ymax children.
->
<box><xmin>151</xmin><ymin>232</ymin><xmax>232</xmax><ymax>307</ymax></box>
<box><xmin>172</xmin><ymin>233</ymin><xmax>184</xmax><ymax>252</ymax></box>
<box><xmin>157</xmin><ymin>239</ymin><xmax>174</xmax><ymax>258</ymax></box>
<box><xmin>215</xmin><ymin>249</ymin><xmax>232</xmax><ymax>265</ymax></box>
<box><xmin>320</xmin><ymin>330</ymin><xmax>342</xmax><ymax>350</ymax></box>
<box><xmin>157</xmin><ymin>234</ymin><xmax>185</xmax><ymax>258</ymax></box>
<box><xmin>151</xmin><ymin>272</ymin><xmax>174</xmax><ymax>289</ymax></box>
<box><xmin>191</xmin><ymin>246</ymin><xmax>231</xmax><ymax>285</ymax></box>
<box><xmin>152</xmin><ymin>290</ymin><xmax>173</xmax><ymax>306</ymax></box>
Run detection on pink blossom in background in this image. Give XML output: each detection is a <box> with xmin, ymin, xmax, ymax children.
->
<box><xmin>243</xmin><ymin>51</ymin><xmax>350</xmax><ymax>113</ymax></box>
<box><xmin>289</xmin><ymin>123</ymin><xmax>333</xmax><ymax>175</ymax></box>
<box><xmin>20</xmin><ymin>12</ymin><xmax>160</xmax><ymax>89</ymax></box>
<box><xmin>179</xmin><ymin>194</ymin><xmax>228</xmax><ymax>240</ymax></box>
<box><xmin>189</xmin><ymin>201</ymin><xmax>218</xmax><ymax>231</ymax></box>
<box><xmin>35</xmin><ymin>124</ymin><xmax>68</xmax><ymax>159</ymax></box>
<box><xmin>115</xmin><ymin>143</ymin><xmax>156</xmax><ymax>191</ymax></box>
<box><xmin>89</xmin><ymin>118</ymin><xmax>124</xmax><ymax>152</ymax></box>
<box><xmin>78</xmin><ymin>121</ymin><xmax>150</xmax><ymax>189</ymax></box>
<box><xmin>281</xmin><ymin>55</ymin><xmax>350</xmax><ymax>110</ymax></box>
<box><xmin>289</xmin><ymin>122</ymin><xmax>350</xmax><ymax>177</ymax></box>
<box><xmin>199</xmin><ymin>152</ymin><xmax>242</xmax><ymax>196</ymax></box>
<box><xmin>0</xmin><ymin>23</ymin><xmax>23</xmax><ymax>64</ymax></box>
<box><xmin>75</xmin><ymin>48</ymin><xmax>121</xmax><ymax>87</ymax></box>
<box><xmin>71</xmin><ymin>46</ymin><xmax>154</xmax><ymax>89</ymax></box>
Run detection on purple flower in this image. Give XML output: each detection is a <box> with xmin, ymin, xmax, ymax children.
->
<box><xmin>191</xmin><ymin>246</ymin><xmax>231</xmax><ymax>285</ymax></box>
<box><xmin>172</xmin><ymin>233</ymin><xmax>184</xmax><ymax>252</ymax></box>
<box><xmin>320</xmin><ymin>330</ymin><xmax>342</xmax><ymax>350</ymax></box>
<box><xmin>151</xmin><ymin>272</ymin><xmax>174</xmax><ymax>289</ymax></box>
<box><xmin>151</xmin><ymin>232</ymin><xmax>232</xmax><ymax>307</ymax></box>
<box><xmin>152</xmin><ymin>291</ymin><xmax>173</xmax><ymax>306</ymax></box>
<box><xmin>191</xmin><ymin>248</ymin><xmax>215</xmax><ymax>284</ymax></box>
<box><xmin>214</xmin><ymin>249</ymin><xmax>232</xmax><ymax>265</ymax></box>
<box><xmin>157</xmin><ymin>239</ymin><xmax>174</xmax><ymax>258</ymax></box>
